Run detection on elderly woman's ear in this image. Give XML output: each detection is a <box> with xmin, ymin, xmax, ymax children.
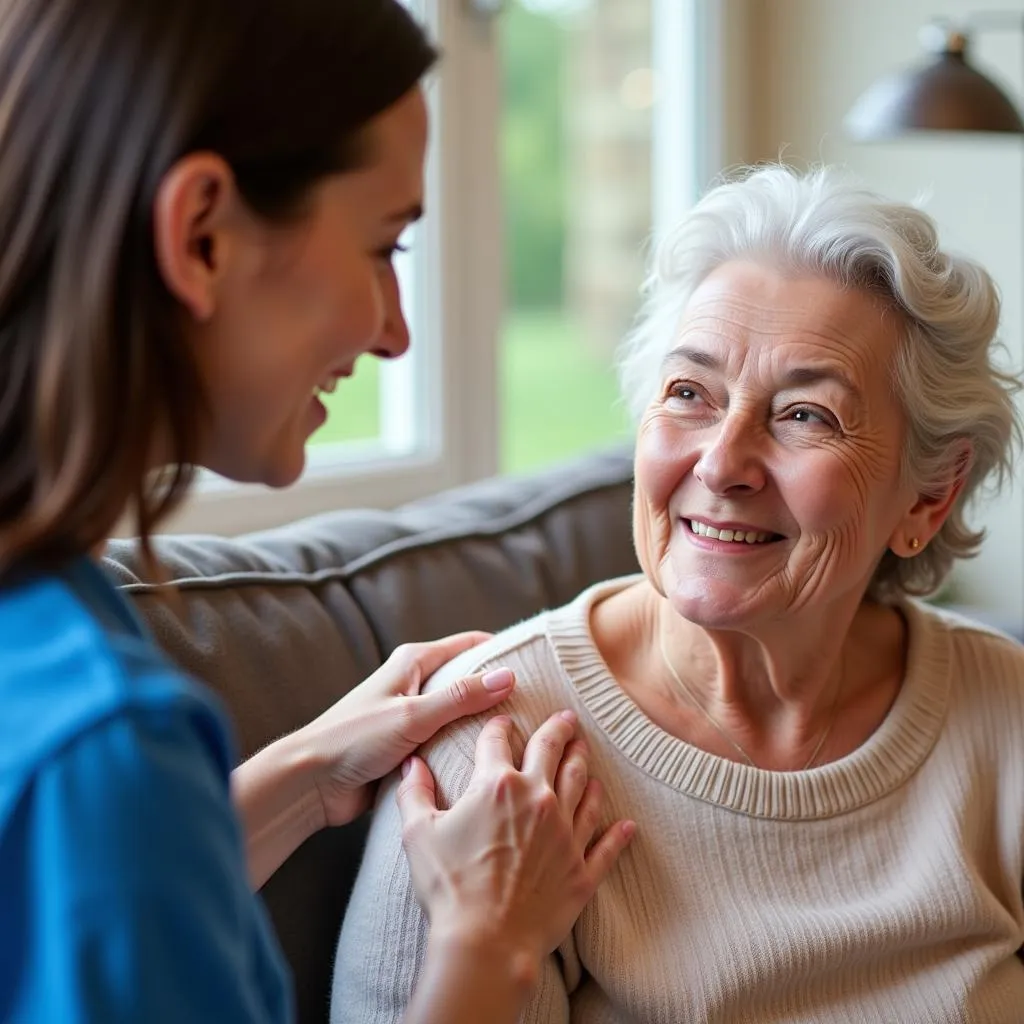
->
<box><xmin>890</xmin><ymin>442</ymin><xmax>973</xmax><ymax>558</ymax></box>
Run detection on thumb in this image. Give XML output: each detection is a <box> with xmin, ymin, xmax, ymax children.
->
<box><xmin>411</xmin><ymin>667</ymin><xmax>517</xmax><ymax>737</ymax></box>
<box><xmin>395</xmin><ymin>755</ymin><xmax>439</xmax><ymax>829</ymax></box>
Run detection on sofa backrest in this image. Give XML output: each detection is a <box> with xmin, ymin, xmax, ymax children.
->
<box><xmin>102</xmin><ymin>448</ymin><xmax>638</xmax><ymax>1023</ymax></box>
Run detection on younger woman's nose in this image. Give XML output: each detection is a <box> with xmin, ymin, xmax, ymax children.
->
<box><xmin>371</xmin><ymin>266</ymin><xmax>410</xmax><ymax>359</ymax></box>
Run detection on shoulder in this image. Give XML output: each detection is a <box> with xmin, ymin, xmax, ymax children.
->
<box><xmin>425</xmin><ymin>613</ymin><xmax>556</xmax><ymax>695</ymax></box>
<box><xmin>33</xmin><ymin>702</ymin><xmax>237</xmax><ymax>861</ymax></box>
<box><xmin>1</xmin><ymin>561</ymin><xmax>116</xmax><ymax>675</ymax></box>
<box><xmin>906</xmin><ymin>599</ymin><xmax>1024</xmax><ymax>718</ymax></box>
<box><xmin>0</xmin><ymin>561</ymin><xmax>232</xmax><ymax>825</ymax></box>
<box><xmin>1</xmin><ymin>558</ymin><xmax>201</xmax><ymax>694</ymax></box>
<box><xmin>417</xmin><ymin>613</ymin><xmax>566</xmax><ymax>772</ymax></box>
<box><xmin>419</xmin><ymin>579</ymin><xmax>631</xmax><ymax>771</ymax></box>
<box><xmin>911</xmin><ymin>600</ymin><xmax>1024</xmax><ymax>671</ymax></box>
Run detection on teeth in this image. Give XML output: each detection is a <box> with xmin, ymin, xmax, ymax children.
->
<box><xmin>689</xmin><ymin>520</ymin><xmax>773</xmax><ymax>544</ymax></box>
<box><xmin>314</xmin><ymin>378</ymin><xmax>338</xmax><ymax>396</ymax></box>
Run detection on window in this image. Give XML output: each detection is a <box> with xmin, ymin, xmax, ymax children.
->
<box><xmin>165</xmin><ymin>0</ymin><xmax>719</xmax><ymax>535</ymax></box>
<box><xmin>499</xmin><ymin>0</ymin><xmax>643</xmax><ymax>472</ymax></box>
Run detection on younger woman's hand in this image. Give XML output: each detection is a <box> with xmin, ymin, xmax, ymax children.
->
<box><xmin>301</xmin><ymin>632</ymin><xmax>518</xmax><ymax>827</ymax></box>
<box><xmin>395</xmin><ymin>711</ymin><xmax>636</xmax><ymax>979</ymax></box>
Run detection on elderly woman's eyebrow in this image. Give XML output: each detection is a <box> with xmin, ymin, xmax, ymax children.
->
<box><xmin>780</xmin><ymin>365</ymin><xmax>863</xmax><ymax>401</ymax></box>
<box><xmin>662</xmin><ymin>345</ymin><xmax>721</xmax><ymax>371</ymax></box>
<box><xmin>663</xmin><ymin>345</ymin><xmax>863</xmax><ymax>400</ymax></box>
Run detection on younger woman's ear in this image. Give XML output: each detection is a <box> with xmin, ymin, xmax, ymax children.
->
<box><xmin>152</xmin><ymin>152</ymin><xmax>237</xmax><ymax>322</ymax></box>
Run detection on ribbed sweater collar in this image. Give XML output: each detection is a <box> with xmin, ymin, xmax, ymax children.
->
<box><xmin>546</xmin><ymin>577</ymin><xmax>950</xmax><ymax>820</ymax></box>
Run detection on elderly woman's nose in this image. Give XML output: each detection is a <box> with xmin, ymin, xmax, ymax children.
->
<box><xmin>694</xmin><ymin>414</ymin><xmax>767</xmax><ymax>494</ymax></box>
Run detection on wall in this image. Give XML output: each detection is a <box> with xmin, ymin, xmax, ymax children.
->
<box><xmin>728</xmin><ymin>0</ymin><xmax>1024</xmax><ymax>626</ymax></box>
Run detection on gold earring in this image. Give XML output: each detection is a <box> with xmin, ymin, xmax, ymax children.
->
<box><xmin>909</xmin><ymin>537</ymin><xmax>921</xmax><ymax>551</ymax></box>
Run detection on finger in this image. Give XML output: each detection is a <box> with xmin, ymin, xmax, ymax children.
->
<box><xmin>395</xmin><ymin>632</ymin><xmax>494</xmax><ymax>689</ymax></box>
<box><xmin>554</xmin><ymin>739</ymin><xmax>590</xmax><ymax>818</ymax></box>
<box><xmin>572</xmin><ymin>777</ymin><xmax>604</xmax><ymax>851</ymax></box>
<box><xmin>395</xmin><ymin>755</ymin><xmax>440</xmax><ymax>831</ymax></box>
<box><xmin>409</xmin><ymin>667</ymin><xmax>517</xmax><ymax>739</ymax></box>
<box><xmin>583</xmin><ymin>819</ymin><xmax>636</xmax><ymax>889</ymax></box>
<box><xmin>520</xmin><ymin>711</ymin><xmax>578</xmax><ymax>786</ymax></box>
<box><xmin>471</xmin><ymin>714</ymin><xmax>517</xmax><ymax>777</ymax></box>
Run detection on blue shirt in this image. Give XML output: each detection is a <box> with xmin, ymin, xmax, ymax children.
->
<box><xmin>0</xmin><ymin>558</ymin><xmax>292</xmax><ymax>1023</ymax></box>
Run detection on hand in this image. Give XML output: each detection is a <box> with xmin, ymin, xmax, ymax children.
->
<box><xmin>396</xmin><ymin>712</ymin><xmax>636</xmax><ymax>979</ymax></box>
<box><xmin>299</xmin><ymin>632</ymin><xmax>517</xmax><ymax>828</ymax></box>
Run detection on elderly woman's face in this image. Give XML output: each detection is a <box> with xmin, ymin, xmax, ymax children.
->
<box><xmin>634</xmin><ymin>260</ymin><xmax>919</xmax><ymax>627</ymax></box>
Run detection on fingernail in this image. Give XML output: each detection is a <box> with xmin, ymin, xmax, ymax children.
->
<box><xmin>559</xmin><ymin>710</ymin><xmax>577</xmax><ymax>724</ymax></box>
<box><xmin>622</xmin><ymin>821</ymin><xmax>636</xmax><ymax>839</ymax></box>
<box><xmin>401</xmin><ymin>758</ymin><xmax>413</xmax><ymax>778</ymax></box>
<box><xmin>482</xmin><ymin>668</ymin><xmax>514</xmax><ymax>692</ymax></box>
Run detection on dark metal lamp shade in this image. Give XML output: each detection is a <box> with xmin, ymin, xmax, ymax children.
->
<box><xmin>845</xmin><ymin>18</ymin><xmax>1024</xmax><ymax>637</ymax></box>
<box><xmin>845</xmin><ymin>39</ymin><xmax>1024</xmax><ymax>139</ymax></box>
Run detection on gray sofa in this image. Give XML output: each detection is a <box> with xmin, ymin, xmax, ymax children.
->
<box><xmin>102</xmin><ymin>448</ymin><xmax>639</xmax><ymax>1024</ymax></box>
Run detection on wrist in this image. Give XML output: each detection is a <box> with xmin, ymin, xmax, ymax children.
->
<box><xmin>426</xmin><ymin>925</ymin><xmax>541</xmax><ymax>996</ymax></box>
<box><xmin>405</xmin><ymin>929</ymin><xmax>539</xmax><ymax>1024</ymax></box>
<box><xmin>231</xmin><ymin>727</ymin><xmax>327</xmax><ymax>888</ymax></box>
<box><xmin>267</xmin><ymin>725</ymin><xmax>330</xmax><ymax>836</ymax></box>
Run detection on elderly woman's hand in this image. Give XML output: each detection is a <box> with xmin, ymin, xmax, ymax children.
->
<box><xmin>396</xmin><ymin>713</ymin><xmax>636</xmax><ymax>987</ymax></box>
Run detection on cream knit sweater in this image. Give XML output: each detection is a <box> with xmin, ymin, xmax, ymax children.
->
<box><xmin>331</xmin><ymin>577</ymin><xmax>1024</xmax><ymax>1023</ymax></box>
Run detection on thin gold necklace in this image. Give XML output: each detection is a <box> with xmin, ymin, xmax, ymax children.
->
<box><xmin>657</xmin><ymin>629</ymin><xmax>841</xmax><ymax>771</ymax></box>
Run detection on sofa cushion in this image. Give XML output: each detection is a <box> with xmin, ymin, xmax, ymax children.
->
<box><xmin>101</xmin><ymin>447</ymin><xmax>638</xmax><ymax>1024</ymax></box>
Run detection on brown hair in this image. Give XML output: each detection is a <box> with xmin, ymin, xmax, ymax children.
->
<box><xmin>0</xmin><ymin>0</ymin><xmax>437</xmax><ymax>576</ymax></box>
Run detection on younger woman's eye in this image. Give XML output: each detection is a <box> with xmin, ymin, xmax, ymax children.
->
<box><xmin>376</xmin><ymin>242</ymin><xmax>409</xmax><ymax>263</ymax></box>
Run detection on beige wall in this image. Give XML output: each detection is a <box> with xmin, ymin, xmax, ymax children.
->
<box><xmin>721</xmin><ymin>0</ymin><xmax>1024</xmax><ymax>623</ymax></box>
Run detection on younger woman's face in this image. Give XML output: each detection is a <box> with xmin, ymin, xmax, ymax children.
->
<box><xmin>186</xmin><ymin>86</ymin><xmax>428</xmax><ymax>487</ymax></box>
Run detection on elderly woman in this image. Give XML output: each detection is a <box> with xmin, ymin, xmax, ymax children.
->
<box><xmin>331</xmin><ymin>165</ymin><xmax>1024</xmax><ymax>1022</ymax></box>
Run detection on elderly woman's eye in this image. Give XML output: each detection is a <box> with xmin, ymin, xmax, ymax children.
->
<box><xmin>789</xmin><ymin>406</ymin><xmax>834</xmax><ymax>427</ymax></box>
<box><xmin>667</xmin><ymin>383</ymin><xmax>700</xmax><ymax>402</ymax></box>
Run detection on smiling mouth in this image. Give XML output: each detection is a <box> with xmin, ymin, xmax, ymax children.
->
<box><xmin>313</xmin><ymin>367</ymin><xmax>354</xmax><ymax>398</ymax></box>
<box><xmin>687</xmin><ymin>519</ymin><xmax>783</xmax><ymax>545</ymax></box>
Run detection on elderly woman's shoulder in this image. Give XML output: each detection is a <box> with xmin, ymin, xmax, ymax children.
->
<box><xmin>423</xmin><ymin>595</ymin><xmax>584</xmax><ymax>710</ymax></box>
<box><xmin>423</xmin><ymin>580</ymin><xmax>611</xmax><ymax>702</ymax></box>
<box><xmin>910</xmin><ymin>599</ymin><xmax>1024</xmax><ymax>690</ymax></box>
<box><xmin>417</xmin><ymin>601</ymin><xmax>585</xmax><ymax>770</ymax></box>
<box><xmin>425</xmin><ymin>612</ymin><xmax>556</xmax><ymax>694</ymax></box>
<box><xmin>919</xmin><ymin>601</ymin><xmax>1023</xmax><ymax>646</ymax></box>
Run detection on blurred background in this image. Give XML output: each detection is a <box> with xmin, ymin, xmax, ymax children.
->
<box><xmin>189</xmin><ymin>0</ymin><xmax>1024</xmax><ymax>627</ymax></box>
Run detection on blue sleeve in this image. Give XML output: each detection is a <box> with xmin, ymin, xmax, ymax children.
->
<box><xmin>6</xmin><ymin>696</ymin><xmax>292</xmax><ymax>1024</ymax></box>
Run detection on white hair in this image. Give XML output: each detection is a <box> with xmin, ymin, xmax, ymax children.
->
<box><xmin>617</xmin><ymin>164</ymin><xmax>1023</xmax><ymax>599</ymax></box>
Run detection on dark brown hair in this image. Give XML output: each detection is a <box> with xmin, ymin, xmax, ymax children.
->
<box><xmin>0</xmin><ymin>0</ymin><xmax>437</xmax><ymax>575</ymax></box>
